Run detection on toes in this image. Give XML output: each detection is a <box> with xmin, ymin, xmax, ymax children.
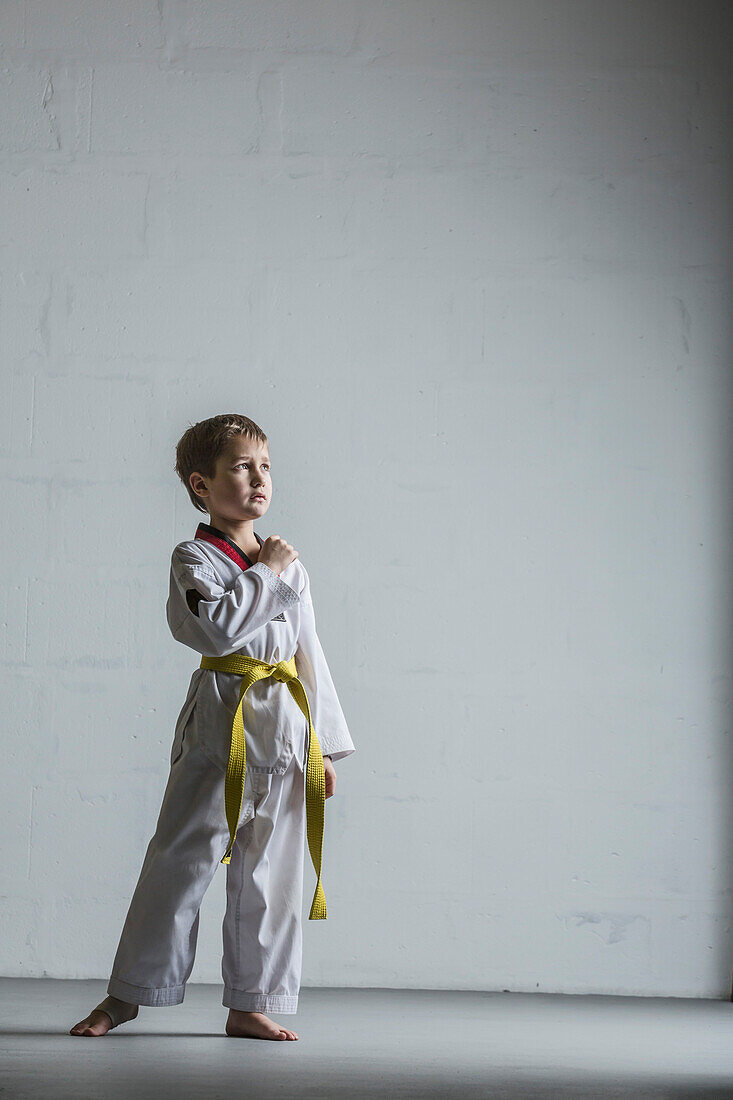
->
<box><xmin>70</xmin><ymin>1014</ymin><xmax>110</xmax><ymax>1037</ymax></box>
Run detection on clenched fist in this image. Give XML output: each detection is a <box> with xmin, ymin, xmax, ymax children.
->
<box><xmin>258</xmin><ymin>535</ymin><xmax>298</xmax><ymax>576</ymax></box>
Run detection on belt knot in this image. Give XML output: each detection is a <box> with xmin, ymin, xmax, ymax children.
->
<box><xmin>270</xmin><ymin>660</ymin><xmax>294</xmax><ymax>677</ymax></box>
<box><xmin>270</xmin><ymin>659</ymin><xmax>296</xmax><ymax>684</ymax></box>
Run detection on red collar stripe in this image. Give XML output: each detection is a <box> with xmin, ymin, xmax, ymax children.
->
<box><xmin>194</xmin><ymin>522</ymin><xmax>263</xmax><ymax>572</ymax></box>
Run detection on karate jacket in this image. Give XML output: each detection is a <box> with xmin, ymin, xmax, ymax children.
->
<box><xmin>166</xmin><ymin>521</ymin><xmax>355</xmax><ymax>774</ymax></box>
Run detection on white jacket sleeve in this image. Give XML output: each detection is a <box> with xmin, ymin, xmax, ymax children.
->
<box><xmin>294</xmin><ymin>565</ymin><xmax>355</xmax><ymax>764</ymax></box>
<box><xmin>166</xmin><ymin>547</ymin><xmax>300</xmax><ymax>657</ymax></box>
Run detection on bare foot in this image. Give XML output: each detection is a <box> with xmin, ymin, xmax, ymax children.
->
<box><xmin>225</xmin><ymin>1009</ymin><xmax>298</xmax><ymax>1040</ymax></box>
<box><xmin>69</xmin><ymin>996</ymin><xmax>139</xmax><ymax>1036</ymax></box>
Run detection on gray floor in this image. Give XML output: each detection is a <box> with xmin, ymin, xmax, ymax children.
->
<box><xmin>1</xmin><ymin>978</ymin><xmax>733</xmax><ymax>1098</ymax></box>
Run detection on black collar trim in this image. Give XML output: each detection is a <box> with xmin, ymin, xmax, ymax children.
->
<box><xmin>194</xmin><ymin>521</ymin><xmax>263</xmax><ymax>571</ymax></box>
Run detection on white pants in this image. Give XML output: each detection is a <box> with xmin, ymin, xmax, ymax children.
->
<box><xmin>106</xmin><ymin>703</ymin><xmax>307</xmax><ymax>1014</ymax></box>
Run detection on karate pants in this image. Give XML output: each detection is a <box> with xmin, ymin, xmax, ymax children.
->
<box><xmin>106</xmin><ymin>703</ymin><xmax>307</xmax><ymax>1014</ymax></box>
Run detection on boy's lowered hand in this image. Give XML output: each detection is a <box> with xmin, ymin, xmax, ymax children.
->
<box><xmin>324</xmin><ymin>756</ymin><xmax>336</xmax><ymax>798</ymax></box>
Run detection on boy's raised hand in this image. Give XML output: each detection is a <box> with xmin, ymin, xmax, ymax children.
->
<box><xmin>258</xmin><ymin>535</ymin><xmax>298</xmax><ymax>576</ymax></box>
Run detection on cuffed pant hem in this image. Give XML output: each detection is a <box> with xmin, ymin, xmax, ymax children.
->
<box><xmin>107</xmin><ymin>976</ymin><xmax>185</xmax><ymax>1007</ymax></box>
<box><xmin>222</xmin><ymin>990</ymin><xmax>298</xmax><ymax>1014</ymax></box>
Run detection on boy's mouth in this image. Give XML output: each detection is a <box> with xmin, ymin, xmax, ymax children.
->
<box><xmin>251</xmin><ymin>494</ymin><xmax>266</xmax><ymax>502</ymax></box>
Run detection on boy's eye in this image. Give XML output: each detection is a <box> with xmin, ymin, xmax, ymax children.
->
<box><xmin>235</xmin><ymin>463</ymin><xmax>270</xmax><ymax>470</ymax></box>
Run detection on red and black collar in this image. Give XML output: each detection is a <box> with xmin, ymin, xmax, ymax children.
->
<box><xmin>195</xmin><ymin>521</ymin><xmax>264</xmax><ymax>571</ymax></box>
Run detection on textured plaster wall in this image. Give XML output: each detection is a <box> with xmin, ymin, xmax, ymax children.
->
<box><xmin>1</xmin><ymin>0</ymin><xmax>732</xmax><ymax>997</ymax></box>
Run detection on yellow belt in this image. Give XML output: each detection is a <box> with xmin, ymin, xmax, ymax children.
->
<box><xmin>199</xmin><ymin>652</ymin><xmax>327</xmax><ymax>920</ymax></box>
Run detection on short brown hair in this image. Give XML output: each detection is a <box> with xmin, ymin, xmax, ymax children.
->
<box><xmin>174</xmin><ymin>413</ymin><xmax>268</xmax><ymax>514</ymax></box>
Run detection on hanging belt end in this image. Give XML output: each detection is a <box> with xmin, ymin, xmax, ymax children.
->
<box><xmin>308</xmin><ymin>882</ymin><xmax>328</xmax><ymax>920</ymax></box>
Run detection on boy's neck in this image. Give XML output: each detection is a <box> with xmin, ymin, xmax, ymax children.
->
<box><xmin>205</xmin><ymin>515</ymin><xmax>257</xmax><ymax>554</ymax></box>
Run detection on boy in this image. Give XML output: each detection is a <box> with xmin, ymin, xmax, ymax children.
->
<box><xmin>70</xmin><ymin>414</ymin><xmax>355</xmax><ymax>1041</ymax></box>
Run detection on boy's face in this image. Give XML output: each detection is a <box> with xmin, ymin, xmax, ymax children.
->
<box><xmin>191</xmin><ymin>437</ymin><xmax>271</xmax><ymax>521</ymax></box>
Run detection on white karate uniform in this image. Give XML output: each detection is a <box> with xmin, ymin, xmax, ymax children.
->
<box><xmin>106</xmin><ymin>522</ymin><xmax>355</xmax><ymax>1014</ymax></box>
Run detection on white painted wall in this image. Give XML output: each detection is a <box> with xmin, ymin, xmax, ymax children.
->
<box><xmin>2</xmin><ymin>1</ymin><xmax>731</xmax><ymax>999</ymax></box>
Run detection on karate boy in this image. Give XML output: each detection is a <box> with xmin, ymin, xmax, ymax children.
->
<box><xmin>70</xmin><ymin>413</ymin><xmax>355</xmax><ymax>1041</ymax></box>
